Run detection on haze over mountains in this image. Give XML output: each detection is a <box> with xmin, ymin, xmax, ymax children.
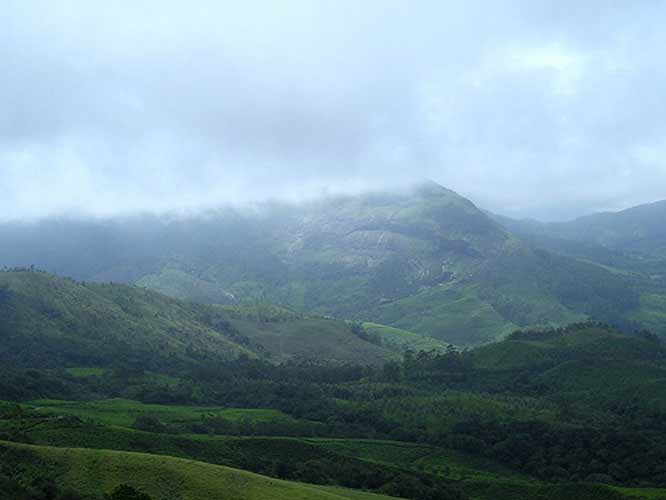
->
<box><xmin>2</xmin><ymin>181</ymin><xmax>664</xmax><ymax>345</ymax></box>
<box><xmin>4</xmin><ymin>2</ymin><xmax>666</xmax><ymax>499</ymax></box>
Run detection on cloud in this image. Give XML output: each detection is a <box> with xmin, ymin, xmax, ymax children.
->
<box><xmin>1</xmin><ymin>0</ymin><xmax>665</xmax><ymax>221</ymax></box>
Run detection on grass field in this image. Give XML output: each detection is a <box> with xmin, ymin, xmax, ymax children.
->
<box><xmin>362</xmin><ymin>322</ymin><xmax>451</xmax><ymax>351</ymax></box>
<box><xmin>1</xmin><ymin>416</ymin><xmax>335</xmax><ymax>471</ymax></box>
<box><xmin>29</xmin><ymin>398</ymin><xmax>304</xmax><ymax>428</ymax></box>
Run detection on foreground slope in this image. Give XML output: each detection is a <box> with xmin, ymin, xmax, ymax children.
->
<box><xmin>0</xmin><ymin>441</ymin><xmax>402</xmax><ymax>500</ymax></box>
<box><xmin>0</xmin><ymin>412</ymin><xmax>648</xmax><ymax>500</ymax></box>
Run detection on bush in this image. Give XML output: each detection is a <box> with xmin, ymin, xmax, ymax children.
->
<box><xmin>131</xmin><ymin>415</ymin><xmax>166</xmax><ymax>434</ymax></box>
<box><xmin>109</xmin><ymin>485</ymin><xmax>152</xmax><ymax>500</ymax></box>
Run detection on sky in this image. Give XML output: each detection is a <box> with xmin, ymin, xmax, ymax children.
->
<box><xmin>1</xmin><ymin>0</ymin><xmax>665</xmax><ymax>221</ymax></box>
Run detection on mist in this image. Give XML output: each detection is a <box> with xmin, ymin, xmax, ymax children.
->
<box><xmin>2</xmin><ymin>1</ymin><xmax>666</xmax><ymax>222</ymax></box>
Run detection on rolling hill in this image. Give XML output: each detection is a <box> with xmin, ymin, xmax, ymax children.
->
<box><xmin>467</xmin><ymin>323</ymin><xmax>666</xmax><ymax>411</ymax></box>
<box><xmin>0</xmin><ymin>441</ymin><xmax>403</xmax><ymax>500</ymax></box>
<box><xmin>0</xmin><ymin>270</ymin><xmax>399</xmax><ymax>368</ymax></box>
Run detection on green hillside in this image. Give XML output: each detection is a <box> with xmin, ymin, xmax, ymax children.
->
<box><xmin>0</xmin><ymin>441</ymin><xmax>401</xmax><ymax>500</ymax></box>
<box><xmin>491</xmin><ymin>201</ymin><xmax>666</xmax><ymax>290</ymax></box>
<box><xmin>470</xmin><ymin>323</ymin><xmax>663</xmax><ymax>370</ymax></box>
<box><xmin>0</xmin><ymin>270</ymin><xmax>396</xmax><ymax>368</ymax></box>
<box><xmin>466</xmin><ymin>324</ymin><xmax>666</xmax><ymax>413</ymax></box>
<box><xmin>0</xmin><ymin>270</ymin><xmax>252</xmax><ymax>369</ymax></box>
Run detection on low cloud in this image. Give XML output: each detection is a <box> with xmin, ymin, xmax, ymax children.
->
<box><xmin>1</xmin><ymin>0</ymin><xmax>665</xmax><ymax>221</ymax></box>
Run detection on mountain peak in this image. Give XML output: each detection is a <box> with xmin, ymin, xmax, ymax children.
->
<box><xmin>413</xmin><ymin>179</ymin><xmax>460</xmax><ymax>198</ymax></box>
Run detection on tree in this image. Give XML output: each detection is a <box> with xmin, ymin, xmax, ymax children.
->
<box><xmin>381</xmin><ymin>361</ymin><xmax>402</xmax><ymax>382</ymax></box>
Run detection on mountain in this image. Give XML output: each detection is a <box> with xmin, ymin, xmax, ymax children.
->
<box><xmin>548</xmin><ymin>199</ymin><xmax>666</xmax><ymax>256</ymax></box>
<box><xmin>0</xmin><ymin>182</ymin><xmax>662</xmax><ymax>344</ymax></box>
<box><xmin>0</xmin><ymin>270</ymin><xmax>399</xmax><ymax>369</ymax></box>
<box><xmin>492</xmin><ymin>199</ymin><xmax>666</xmax><ymax>264</ymax></box>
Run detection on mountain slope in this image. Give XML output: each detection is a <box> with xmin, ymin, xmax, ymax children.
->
<box><xmin>491</xmin><ymin>201</ymin><xmax>666</xmax><ymax>335</ymax></box>
<box><xmin>0</xmin><ymin>270</ymin><xmax>253</xmax><ymax>369</ymax></box>
<box><xmin>0</xmin><ymin>182</ymin><xmax>660</xmax><ymax>344</ymax></box>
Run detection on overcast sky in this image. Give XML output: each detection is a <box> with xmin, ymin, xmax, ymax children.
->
<box><xmin>2</xmin><ymin>1</ymin><xmax>665</xmax><ymax>221</ymax></box>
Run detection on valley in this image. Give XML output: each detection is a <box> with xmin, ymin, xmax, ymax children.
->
<box><xmin>3</xmin><ymin>2</ymin><xmax>665</xmax><ymax>498</ymax></box>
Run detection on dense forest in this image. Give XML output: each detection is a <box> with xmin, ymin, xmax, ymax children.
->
<box><xmin>2</xmin><ymin>318</ymin><xmax>666</xmax><ymax>499</ymax></box>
